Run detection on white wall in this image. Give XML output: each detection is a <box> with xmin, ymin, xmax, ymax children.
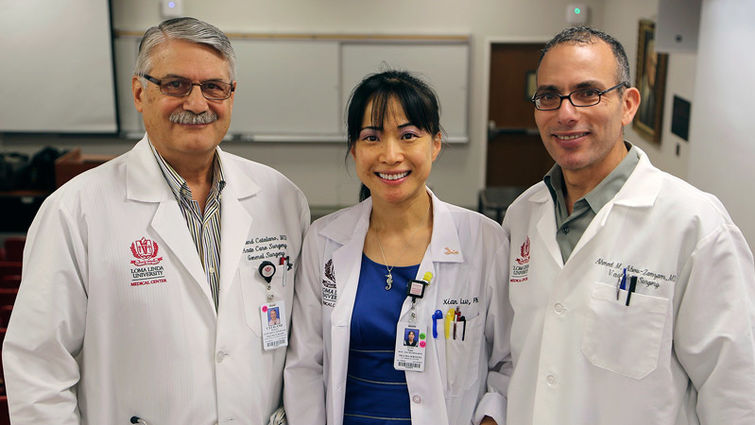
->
<box><xmin>0</xmin><ymin>0</ymin><xmax>604</xmax><ymax>209</ymax></box>
<box><xmin>687</xmin><ymin>0</ymin><xmax>755</xmax><ymax>248</ymax></box>
<box><xmin>602</xmin><ymin>0</ymin><xmax>695</xmax><ymax>179</ymax></box>
<box><xmin>2</xmin><ymin>0</ymin><xmax>751</xmax><ymax>249</ymax></box>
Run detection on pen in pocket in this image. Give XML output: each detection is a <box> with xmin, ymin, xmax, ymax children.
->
<box><xmin>625</xmin><ymin>275</ymin><xmax>637</xmax><ymax>306</ymax></box>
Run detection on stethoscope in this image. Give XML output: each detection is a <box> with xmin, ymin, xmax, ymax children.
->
<box><xmin>130</xmin><ymin>417</ymin><xmax>150</xmax><ymax>425</ymax></box>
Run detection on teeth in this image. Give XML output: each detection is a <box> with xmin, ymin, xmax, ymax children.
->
<box><xmin>556</xmin><ymin>133</ymin><xmax>587</xmax><ymax>140</ymax></box>
<box><xmin>378</xmin><ymin>171</ymin><xmax>409</xmax><ymax>180</ymax></box>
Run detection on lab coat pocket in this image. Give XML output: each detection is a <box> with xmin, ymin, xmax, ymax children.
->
<box><xmin>240</xmin><ymin>266</ymin><xmax>267</xmax><ymax>336</ymax></box>
<box><xmin>581</xmin><ymin>282</ymin><xmax>669</xmax><ymax>379</ymax></box>
<box><xmin>445</xmin><ymin>312</ymin><xmax>482</xmax><ymax>394</ymax></box>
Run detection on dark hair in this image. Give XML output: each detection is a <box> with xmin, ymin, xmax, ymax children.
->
<box><xmin>538</xmin><ymin>26</ymin><xmax>631</xmax><ymax>86</ymax></box>
<box><xmin>345</xmin><ymin>70</ymin><xmax>442</xmax><ymax>201</ymax></box>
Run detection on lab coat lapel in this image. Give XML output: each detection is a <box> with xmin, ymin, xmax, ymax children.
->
<box><xmin>217</xmin><ymin>150</ymin><xmax>258</xmax><ymax>307</ymax></box>
<box><xmin>320</xmin><ymin>199</ymin><xmax>370</xmax><ymax>425</ymax></box>
<box><xmin>126</xmin><ymin>136</ymin><xmax>213</xmax><ymax>311</ymax></box>
<box><xmin>569</xmin><ymin>149</ymin><xmax>660</xmax><ymax>260</ymax></box>
<box><xmin>530</xmin><ymin>189</ymin><xmax>564</xmax><ymax>267</ymax></box>
<box><xmin>326</xmin><ymin>199</ymin><xmax>371</xmax><ymax>327</ymax></box>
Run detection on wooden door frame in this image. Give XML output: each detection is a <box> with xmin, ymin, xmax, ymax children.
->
<box><xmin>480</xmin><ymin>37</ymin><xmax>549</xmax><ymax>187</ymax></box>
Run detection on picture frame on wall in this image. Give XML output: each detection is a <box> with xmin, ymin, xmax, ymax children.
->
<box><xmin>633</xmin><ymin>19</ymin><xmax>669</xmax><ymax>144</ymax></box>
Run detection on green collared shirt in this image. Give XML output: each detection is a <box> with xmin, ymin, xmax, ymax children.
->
<box><xmin>544</xmin><ymin>142</ymin><xmax>640</xmax><ymax>263</ymax></box>
<box><xmin>149</xmin><ymin>141</ymin><xmax>226</xmax><ymax>310</ymax></box>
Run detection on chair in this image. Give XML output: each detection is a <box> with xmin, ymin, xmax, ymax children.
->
<box><xmin>2</xmin><ymin>237</ymin><xmax>24</xmax><ymax>262</ymax></box>
<box><xmin>0</xmin><ymin>394</ymin><xmax>9</xmax><ymax>424</ymax></box>
<box><xmin>0</xmin><ymin>290</ymin><xmax>17</xmax><ymax>307</ymax></box>
<box><xmin>478</xmin><ymin>186</ymin><xmax>527</xmax><ymax>223</ymax></box>
<box><xmin>0</xmin><ymin>276</ymin><xmax>20</xmax><ymax>289</ymax></box>
<box><xmin>0</xmin><ymin>305</ymin><xmax>11</xmax><ymax>328</ymax></box>
<box><xmin>0</xmin><ymin>262</ymin><xmax>21</xmax><ymax>278</ymax></box>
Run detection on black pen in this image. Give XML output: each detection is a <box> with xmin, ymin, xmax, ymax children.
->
<box><xmin>625</xmin><ymin>276</ymin><xmax>637</xmax><ymax>306</ymax></box>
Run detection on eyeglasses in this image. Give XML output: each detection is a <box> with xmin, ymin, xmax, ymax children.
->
<box><xmin>531</xmin><ymin>82</ymin><xmax>629</xmax><ymax>111</ymax></box>
<box><xmin>139</xmin><ymin>74</ymin><xmax>235</xmax><ymax>100</ymax></box>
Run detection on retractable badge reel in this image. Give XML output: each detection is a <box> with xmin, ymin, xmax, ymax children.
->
<box><xmin>394</xmin><ymin>272</ymin><xmax>433</xmax><ymax>372</ymax></box>
<box><xmin>258</xmin><ymin>261</ymin><xmax>276</xmax><ymax>301</ymax></box>
<box><xmin>258</xmin><ymin>260</ymin><xmax>288</xmax><ymax>350</ymax></box>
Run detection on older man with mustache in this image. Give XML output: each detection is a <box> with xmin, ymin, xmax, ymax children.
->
<box><xmin>2</xmin><ymin>17</ymin><xmax>309</xmax><ymax>425</ymax></box>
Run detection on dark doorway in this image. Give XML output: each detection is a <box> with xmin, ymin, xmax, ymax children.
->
<box><xmin>486</xmin><ymin>43</ymin><xmax>554</xmax><ymax>187</ymax></box>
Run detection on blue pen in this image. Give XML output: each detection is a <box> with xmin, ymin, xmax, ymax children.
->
<box><xmin>616</xmin><ymin>268</ymin><xmax>627</xmax><ymax>300</ymax></box>
<box><xmin>431</xmin><ymin>310</ymin><xmax>443</xmax><ymax>338</ymax></box>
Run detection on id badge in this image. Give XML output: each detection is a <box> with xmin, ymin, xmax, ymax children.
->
<box><xmin>260</xmin><ymin>301</ymin><xmax>288</xmax><ymax>351</ymax></box>
<box><xmin>394</xmin><ymin>321</ymin><xmax>427</xmax><ymax>372</ymax></box>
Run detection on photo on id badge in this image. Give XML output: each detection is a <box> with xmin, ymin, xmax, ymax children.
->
<box><xmin>260</xmin><ymin>302</ymin><xmax>288</xmax><ymax>351</ymax></box>
<box><xmin>404</xmin><ymin>328</ymin><xmax>420</xmax><ymax>347</ymax></box>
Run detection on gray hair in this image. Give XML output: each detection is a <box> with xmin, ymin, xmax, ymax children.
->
<box><xmin>134</xmin><ymin>17</ymin><xmax>236</xmax><ymax>81</ymax></box>
<box><xmin>538</xmin><ymin>26</ymin><xmax>631</xmax><ymax>86</ymax></box>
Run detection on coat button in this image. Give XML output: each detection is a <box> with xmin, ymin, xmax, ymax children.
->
<box><xmin>412</xmin><ymin>394</ymin><xmax>422</xmax><ymax>404</ymax></box>
<box><xmin>546</xmin><ymin>374</ymin><xmax>557</xmax><ymax>386</ymax></box>
<box><xmin>216</xmin><ymin>351</ymin><xmax>227</xmax><ymax>363</ymax></box>
<box><xmin>554</xmin><ymin>303</ymin><xmax>566</xmax><ymax>314</ymax></box>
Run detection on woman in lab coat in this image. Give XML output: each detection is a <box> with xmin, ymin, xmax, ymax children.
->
<box><xmin>284</xmin><ymin>71</ymin><xmax>511</xmax><ymax>425</ymax></box>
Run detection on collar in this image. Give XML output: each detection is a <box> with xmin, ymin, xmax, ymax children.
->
<box><xmin>148</xmin><ymin>139</ymin><xmax>226</xmax><ymax>202</ymax></box>
<box><xmin>531</xmin><ymin>143</ymin><xmax>661</xmax><ymax>209</ymax></box>
<box><xmin>542</xmin><ymin>141</ymin><xmax>641</xmax><ymax>213</ymax></box>
<box><xmin>319</xmin><ymin>188</ymin><xmax>464</xmax><ymax>264</ymax></box>
<box><xmin>126</xmin><ymin>134</ymin><xmax>260</xmax><ymax>202</ymax></box>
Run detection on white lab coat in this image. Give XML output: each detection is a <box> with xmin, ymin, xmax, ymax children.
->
<box><xmin>284</xmin><ymin>190</ymin><xmax>512</xmax><ymax>425</ymax></box>
<box><xmin>502</xmin><ymin>148</ymin><xmax>755</xmax><ymax>425</ymax></box>
<box><xmin>2</xmin><ymin>136</ymin><xmax>310</xmax><ymax>425</ymax></box>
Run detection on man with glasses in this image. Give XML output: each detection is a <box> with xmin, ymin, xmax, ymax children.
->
<box><xmin>2</xmin><ymin>17</ymin><xmax>309</xmax><ymax>425</ymax></box>
<box><xmin>501</xmin><ymin>26</ymin><xmax>755</xmax><ymax>424</ymax></box>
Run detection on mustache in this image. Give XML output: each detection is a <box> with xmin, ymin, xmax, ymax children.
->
<box><xmin>169</xmin><ymin>110</ymin><xmax>218</xmax><ymax>125</ymax></box>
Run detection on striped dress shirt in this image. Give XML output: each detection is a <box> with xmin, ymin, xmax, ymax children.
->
<box><xmin>149</xmin><ymin>141</ymin><xmax>225</xmax><ymax>310</ymax></box>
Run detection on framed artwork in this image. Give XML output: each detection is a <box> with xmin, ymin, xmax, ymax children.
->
<box><xmin>633</xmin><ymin>19</ymin><xmax>669</xmax><ymax>144</ymax></box>
<box><xmin>525</xmin><ymin>70</ymin><xmax>537</xmax><ymax>100</ymax></box>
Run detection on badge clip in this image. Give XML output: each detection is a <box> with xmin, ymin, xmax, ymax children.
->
<box><xmin>259</xmin><ymin>260</ymin><xmax>276</xmax><ymax>301</ymax></box>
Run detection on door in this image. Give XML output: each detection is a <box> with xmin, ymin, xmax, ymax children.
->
<box><xmin>486</xmin><ymin>43</ymin><xmax>554</xmax><ymax>187</ymax></box>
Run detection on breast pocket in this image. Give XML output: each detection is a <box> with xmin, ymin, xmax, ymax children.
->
<box><xmin>239</xmin><ymin>261</ymin><xmax>293</xmax><ymax>337</ymax></box>
<box><xmin>445</xmin><ymin>311</ymin><xmax>483</xmax><ymax>395</ymax></box>
<box><xmin>581</xmin><ymin>282</ymin><xmax>669</xmax><ymax>379</ymax></box>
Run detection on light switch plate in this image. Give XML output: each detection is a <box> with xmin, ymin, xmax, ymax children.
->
<box><xmin>161</xmin><ymin>0</ymin><xmax>183</xmax><ymax>18</ymax></box>
<box><xmin>566</xmin><ymin>4</ymin><xmax>589</xmax><ymax>25</ymax></box>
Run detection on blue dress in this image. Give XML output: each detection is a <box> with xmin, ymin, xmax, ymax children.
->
<box><xmin>343</xmin><ymin>254</ymin><xmax>420</xmax><ymax>424</ymax></box>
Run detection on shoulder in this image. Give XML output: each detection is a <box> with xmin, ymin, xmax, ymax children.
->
<box><xmin>432</xmin><ymin>198</ymin><xmax>508</xmax><ymax>257</ymax></box>
<box><xmin>308</xmin><ymin>201</ymin><xmax>367</xmax><ymax>237</ymax></box>
<box><xmin>502</xmin><ymin>182</ymin><xmax>548</xmax><ymax>229</ymax></box>
<box><xmin>507</xmin><ymin>182</ymin><xmax>548</xmax><ymax>210</ymax></box>
<box><xmin>442</xmin><ymin>200</ymin><xmax>505</xmax><ymax>234</ymax></box>
<box><xmin>640</xmin><ymin>160</ymin><xmax>737</xmax><ymax>231</ymax></box>
<box><xmin>42</xmin><ymin>150</ymin><xmax>130</xmax><ymax>209</ymax></box>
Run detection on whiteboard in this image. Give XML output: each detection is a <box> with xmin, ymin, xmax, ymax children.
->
<box><xmin>115</xmin><ymin>35</ymin><xmax>469</xmax><ymax>143</ymax></box>
<box><xmin>0</xmin><ymin>0</ymin><xmax>117</xmax><ymax>133</ymax></box>
<box><xmin>230</xmin><ymin>40</ymin><xmax>341</xmax><ymax>137</ymax></box>
<box><xmin>341</xmin><ymin>43</ymin><xmax>469</xmax><ymax>141</ymax></box>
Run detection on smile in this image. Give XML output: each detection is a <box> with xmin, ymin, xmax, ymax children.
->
<box><xmin>377</xmin><ymin>171</ymin><xmax>410</xmax><ymax>180</ymax></box>
<box><xmin>555</xmin><ymin>132</ymin><xmax>589</xmax><ymax>140</ymax></box>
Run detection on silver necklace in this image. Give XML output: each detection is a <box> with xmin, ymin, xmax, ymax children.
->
<box><xmin>375</xmin><ymin>234</ymin><xmax>396</xmax><ymax>290</ymax></box>
<box><xmin>373</xmin><ymin>208</ymin><xmax>430</xmax><ymax>290</ymax></box>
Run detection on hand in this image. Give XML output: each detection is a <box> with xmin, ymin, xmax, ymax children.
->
<box><xmin>481</xmin><ymin>416</ymin><xmax>498</xmax><ymax>425</ymax></box>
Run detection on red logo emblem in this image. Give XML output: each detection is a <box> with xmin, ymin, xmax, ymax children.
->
<box><xmin>130</xmin><ymin>237</ymin><xmax>163</xmax><ymax>266</ymax></box>
<box><xmin>516</xmin><ymin>237</ymin><xmax>530</xmax><ymax>265</ymax></box>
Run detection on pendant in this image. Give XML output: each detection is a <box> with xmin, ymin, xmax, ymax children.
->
<box><xmin>385</xmin><ymin>273</ymin><xmax>393</xmax><ymax>291</ymax></box>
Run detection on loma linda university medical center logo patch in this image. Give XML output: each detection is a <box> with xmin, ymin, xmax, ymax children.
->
<box><xmin>511</xmin><ymin>237</ymin><xmax>530</xmax><ymax>283</ymax></box>
<box><xmin>321</xmin><ymin>259</ymin><xmax>337</xmax><ymax>307</ymax></box>
<box><xmin>129</xmin><ymin>237</ymin><xmax>167</xmax><ymax>286</ymax></box>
